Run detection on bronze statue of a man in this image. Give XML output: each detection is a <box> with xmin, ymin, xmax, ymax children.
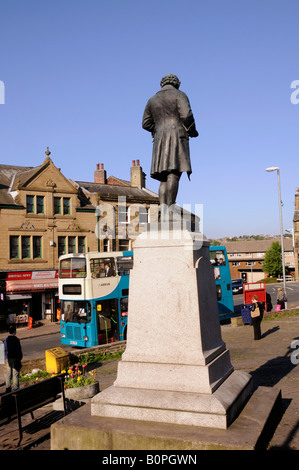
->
<box><xmin>142</xmin><ymin>74</ymin><xmax>198</xmax><ymax>212</ymax></box>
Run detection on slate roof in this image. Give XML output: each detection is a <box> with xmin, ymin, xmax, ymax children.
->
<box><xmin>224</xmin><ymin>238</ymin><xmax>293</xmax><ymax>254</ymax></box>
<box><xmin>75</xmin><ymin>180</ymin><xmax>159</xmax><ymax>201</ymax></box>
<box><xmin>0</xmin><ymin>162</ymin><xmax>159</xmax><ymax>208</ymax></box>
<box><xmin>0</xmin><ymin>163</ymin><xmax>42</xmax><ymax>206</ymax></box>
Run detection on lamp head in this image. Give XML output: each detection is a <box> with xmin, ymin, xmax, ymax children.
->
<box><xmin>265</xmin><ymin>166</ymin><xmax>279</xmax><ymax>172</ymax></box>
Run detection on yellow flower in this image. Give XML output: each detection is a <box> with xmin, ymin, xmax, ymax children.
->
<box><xmin>77</xmin><ymin>376</ymin><xmax>82</xmax><ymax>382</ymax></box>
<box><xmin>67</xmin><ymin>369</ymin><xmax>72</xmax><ymax>374</ymax></box>
<box><xmin>61</xmin><ymin>370</ymin><xmax>66</xmax><ymax>374</ymax></box>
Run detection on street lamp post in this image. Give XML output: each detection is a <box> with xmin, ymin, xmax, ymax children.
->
<box><xmin>266</xmin><ymin>167</ymin><xmax>287</xmax><ymax>308</ymax></box>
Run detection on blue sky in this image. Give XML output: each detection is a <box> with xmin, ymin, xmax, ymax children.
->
<box><xmin>0</xmin><ymin>0</ymin><xmax>298</xmax><ymax>239</ymax></box>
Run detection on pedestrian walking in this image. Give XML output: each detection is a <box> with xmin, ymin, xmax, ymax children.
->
<box><xmin>250</xmin><ymin>295</ymin><xmax>263</xmax><ymax>340</ymax></box>
<box><xmin>4</xmin><ymin>325</ymin><xmax>23</xmax><ymax>393</ymax></box>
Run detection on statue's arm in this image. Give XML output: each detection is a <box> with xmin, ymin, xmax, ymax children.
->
<box><xmin>142</xmin><ymin>101</ymin><xmax>155</xmax><ymax>134</ymax></box>
<box><xmin>177</xmin><ymin>92</ymin><xmax>198</xmax><ymax>138</ymax></box>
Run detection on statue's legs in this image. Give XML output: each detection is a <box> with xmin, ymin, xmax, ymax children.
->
<box><xmin>158</xmin><ymin>171</ymin><xmax>181</xmax><ymax>207</ymax></box>
<box><xmin>159</xmin><ymin>171</ymin><xmax>181</xmax><ymax>222</ymax></box>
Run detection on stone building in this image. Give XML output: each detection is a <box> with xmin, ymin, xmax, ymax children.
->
<box><xmin>225</xmin><ymin>238</ymin><xmax>294</xmax><ymax>283</ymax></box>
<box><xmin>0</xmin><ymin>149</ymin><xmax>159</xmax><ymax>326</ymax></box>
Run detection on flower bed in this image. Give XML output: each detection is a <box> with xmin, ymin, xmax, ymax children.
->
<box><xmin>64</xmin><ymin>381</ymin><xmax>99</xmax><ymax>400</ymax></box>
<box><xmin>62</xmin><ymin>363</ymin><xmax>97</xmax><ymax>388</ymax></box>
<box><xmin>61</xmin><ymin>363</ymin><xmax>99</xmax><ymax>400</ymax></box>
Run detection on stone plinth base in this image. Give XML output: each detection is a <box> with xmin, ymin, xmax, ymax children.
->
<box><xmin>51</xmin><ymin>387</ymin><xmax>282</xmax><ymax>450</ymax></box>
<box><xmin>91</xmin><ymin>370</ymin><xmax>252</xmax><ymax>429</ymax></box>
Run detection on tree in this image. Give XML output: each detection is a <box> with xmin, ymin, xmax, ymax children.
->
<box><xmin>262</xmin><ymin>241</ymin><xmax>282</xmax><ymax>278</ymax></box>
<box><xmin>209</xmin><ymin>240</ymin><xmax>221</xmax><ymax>246</ymax></box>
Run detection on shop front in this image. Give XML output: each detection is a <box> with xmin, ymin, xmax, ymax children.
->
<box><xmin>5</xmin><ymin>270</ymin><xmax>59</xmax><ymax>326</ymax></box>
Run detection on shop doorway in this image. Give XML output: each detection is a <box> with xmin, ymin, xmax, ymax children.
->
<box><xmin>31</xmin><ymin>293</ymin><xmax>42</xmax><ymax>321</ymax></box>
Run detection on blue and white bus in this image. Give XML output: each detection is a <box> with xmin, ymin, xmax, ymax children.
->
<box><xmin>59</xmin><ymin>246</ymin><xmax>234</xmax><ymax>348</ymax></box>
<box><xmin>209</xmin><ymin>245</ymin><xmax>234</xmax><ymax>321</ymax></box>
<box><xmin>59</xmin><ymin>251</ymin><xmax>132</xmax><ymax>348</ymax></box>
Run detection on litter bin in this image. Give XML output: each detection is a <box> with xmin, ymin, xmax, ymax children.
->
<box><xmin>45</xmin><ymin>347</ymin><xmax>70</xmax><ymax>374</ymax></box>
<box><xmin>241</xmin><ymin>304</ymin><xmax>252</xmax><ymax>325</ymax></box>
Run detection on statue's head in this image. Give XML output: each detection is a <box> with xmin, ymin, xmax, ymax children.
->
<box><xmin>160</xmin><ymin>74</ymin><xmax>181</xmax><ymax>89</ymax></box>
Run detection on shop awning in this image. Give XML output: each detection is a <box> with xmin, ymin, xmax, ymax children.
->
<box><xmin>6</xmin><ymin>278</ymin><xmax>58</xmax><ymax>293</ymax></box>
<box><xmin>6</xmin><ymin>270</ymin><xmax>59</xmax><ymax>293</ymax></box>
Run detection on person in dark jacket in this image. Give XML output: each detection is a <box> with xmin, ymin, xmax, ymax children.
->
<box><xmin>250</xmin><ymin>295</ymin><xmax>264</xmax><ymax>340</ymax></box>
<box><xmin>4</xmin><ymin>325</ymin><xmax>23</xmax><ymax>392</ymax></box>
<box><xmin>142</xmin><ymin>74</ymin><xmax>198</xmax><ymax>218</ymax></box>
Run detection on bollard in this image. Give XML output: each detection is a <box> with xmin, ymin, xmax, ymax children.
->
<box><xmin>26</xmin><ymin>317</ymin><xmax>33</xmax><ymax>330</ymax></box>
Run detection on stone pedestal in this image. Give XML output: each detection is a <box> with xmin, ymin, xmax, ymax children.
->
<box><xmin>91</xmin><ymin>228</ymin><xmax>252</xmax><ymax>428</ymax></box>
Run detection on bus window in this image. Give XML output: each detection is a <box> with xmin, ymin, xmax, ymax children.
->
<box><xmin>210</xmin><ymin>250</ymin><xmax>226</xmax><ymax>266</ymax></box>
<box><xmin>120</xmin><ymin>297</ymin><xmax>128</xmax><ymax>317</ymax></box>
<box><xmin>96</xmin><ymin>299</ymin><xmax>118</xmax><ymax>318</ymax></box>
<box><xmin>117</xmin><ymin>256</ymin><xmax>133</xmax><ymax>275</ymax></box>
<box><xmin>62</xmin><ymin>300</ymin><xmax>91</xmax><ymax>323</ymax></box>
<box><xmin>59</xmin><ymin>258</ymin><xmax>86</xmax><ymax>278</ymax></box>
<box><xmin>214</xmin><ymin>267</ymin><xmax>221</xmax><ymax>280</ymax></box>
<box><xmin>216</xmin><ymin>285</ymin><xmax>222</xmax><ymax>301</ymax></box>
<box><xmin>90</xmin><ymin>258</ymin><xmax>116</xmax><ymax>278</ymax></box>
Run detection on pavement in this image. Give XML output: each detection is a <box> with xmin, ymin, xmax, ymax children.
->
<box><xmin>0</xmin><ymin>319</ymin><xmax>61</xmax><ymax>343</ymax></box>
<box><xmin>0</xmin><ymin>313</ymin><xmax>298</xmax><ymax>450</ymax></box>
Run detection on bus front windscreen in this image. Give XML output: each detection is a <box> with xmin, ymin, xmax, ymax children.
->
<box><xmin>62</xmin><ymin>300</ymin><xmax>91</xmax><ymax>323</ymax></box>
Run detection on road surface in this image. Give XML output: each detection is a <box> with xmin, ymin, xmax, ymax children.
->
<box><xmin>21</xmin><ymin>333</ymin><xmax>72</xmax><ymax>361</ymax></box>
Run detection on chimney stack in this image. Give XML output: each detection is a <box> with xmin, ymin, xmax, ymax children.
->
<box><xmin>94</xmin><ymin>162</ymin><xmax>107</xmax><ymax>184</ymax></box>
<box><xmin>130</xmin><ymin>159</ymin><xmax>146</xmax><ymax>188</ymax></box>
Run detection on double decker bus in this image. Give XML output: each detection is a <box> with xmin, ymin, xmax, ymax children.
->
<box><xmin>209</xmin><ymin>245</ymin><xmax>234</xmax><ymax>321</ymax></box>
<box><xmin>59</xmin><ymin>246</ymin><xmax>234</xmax><ymax>348</ymax></box>
<box><xmin>59</xmin><ymin>251</ymin><xmax>132</xmax><ymax>348</ymax></box>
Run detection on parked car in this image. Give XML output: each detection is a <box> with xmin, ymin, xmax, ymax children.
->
<box><xmin>232</xmin><ymin>278</ymin><xmax>244</xmax><ymax>294</ymax></box>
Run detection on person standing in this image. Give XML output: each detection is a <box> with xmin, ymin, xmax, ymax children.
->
<box><xmin>277</xmin><ymin>287</ymin><xmax>285</xmax><ymax>310</ymax></box>
<box><xmin>4</xmin><ymin>325</ymin><xmax>23</xmax><ymax>393</ymax></box>
<box><xmin>104</xmin><ymin>263</ymin><xmax>113</xmax><ymax>277</ymax></box>
<box><xmin>250</xmin><ymin>295</ymin><xmax>263</xmax><ymax>340</ymax></box>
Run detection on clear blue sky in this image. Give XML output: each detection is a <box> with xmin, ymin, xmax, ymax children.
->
<box><xmin>0</xmin><ymin>0</ymin><xmax>298</xmax><ymax>239</ymax></box>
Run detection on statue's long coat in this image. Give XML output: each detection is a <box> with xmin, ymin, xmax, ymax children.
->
<box><xmin>142</xmin><ymin>84</ymin><xmax>198</xmax><ymax>181</ymax></box>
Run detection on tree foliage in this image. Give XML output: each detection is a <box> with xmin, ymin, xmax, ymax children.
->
<box><xmin>262</xmin><ymin>241</ymin><xmax>282</xmax><ymax>277</ymax></box>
